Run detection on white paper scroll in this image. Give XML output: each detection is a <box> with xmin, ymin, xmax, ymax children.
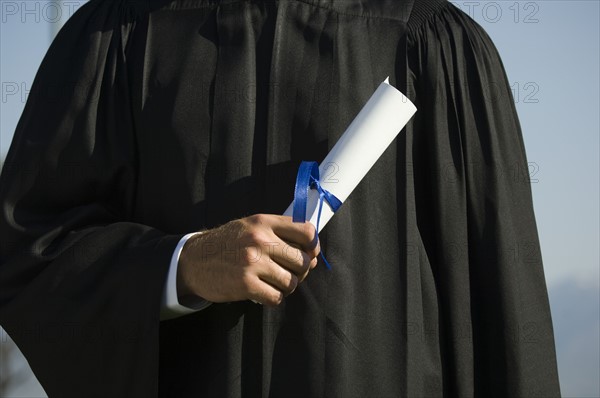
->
<box><xmin>283</xmin><ymin>77</ymin><xmax>417</xmax><ymax>232</ymax></box>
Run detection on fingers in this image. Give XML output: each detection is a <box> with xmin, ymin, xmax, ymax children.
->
<box><xmin>245</xmin><ymin>274</ymin><xmax>285</xmax><ymax>306</ymax></box>
<box><xmin>266</xmin><ymin>236</ymin><xmax>314</xmax><ymax>277</ymax></box>
<box><xmin>244</xmin><ymin>214</ymin><xmax>320</xmax><ymax>277</ymax></box>
<box><xmin>257</xmin><ymin>263</ymin><xmax>299</xmax><ymax>296</ymax></box>
<box><xmin>248</xmin><ymin>214</ymin><xmax>320</xmax><ymax>258</ymax></box>
<box><xmin>238</xmin><ymin>214</ymin><xmax>323</xmax><ymax>305</ymax></box>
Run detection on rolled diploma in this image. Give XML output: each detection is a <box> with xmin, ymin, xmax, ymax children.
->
<box><xmin>282</xmin><ymin>78</ymin><xmax>417</xmax><ymax>232</ymax></box>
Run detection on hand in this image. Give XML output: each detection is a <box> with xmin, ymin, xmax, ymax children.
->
<box><xmin>177</xmin><ymin>214</ymin><xmax>320</xmax><ymax>306</ymax></box>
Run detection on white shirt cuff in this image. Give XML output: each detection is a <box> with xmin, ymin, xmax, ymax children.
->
<box><xmin>160</xmin><ymin>232</ymin><xmax>212</xmax><ymax>321</ymax></box>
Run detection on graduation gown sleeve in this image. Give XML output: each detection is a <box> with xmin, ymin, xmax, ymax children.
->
<box><xmin>402</xmin><ymin>3</ymin><xmax>561</xmax><ymax>396</ymax></box>
<box><xmin>0</xmin><ymin>1</ymin><xmax>181</xmax><ymax>396</ymax></box>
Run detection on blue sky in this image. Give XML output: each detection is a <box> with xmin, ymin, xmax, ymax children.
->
<box><xmin>1</xmin><ymin>1</ymin><xmax>599</xmax><ymax>397</ymax></box>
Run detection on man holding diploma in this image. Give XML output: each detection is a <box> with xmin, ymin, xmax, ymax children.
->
<box><xmin>0</xmin><ymin>0</ymin><xmax>560</xmax><ymax>397</ymax></box>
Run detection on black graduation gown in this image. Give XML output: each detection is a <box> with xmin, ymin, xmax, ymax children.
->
<box><xmin>0</xmin><ymin>0</ymin><xmax>561</xmax><ymax>396</ymax></box>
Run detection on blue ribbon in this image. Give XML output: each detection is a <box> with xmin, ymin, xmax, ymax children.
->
<box><xmin>292</xmin><ymin>161</ymin><xmax>342</xmax><ymax>269</ymax></box>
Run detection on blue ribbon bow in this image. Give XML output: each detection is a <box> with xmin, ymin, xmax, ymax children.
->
<box><xmin>292</xmin><ymin>161</ymin><xmax>342</xmax><ymax>269</ymax></box>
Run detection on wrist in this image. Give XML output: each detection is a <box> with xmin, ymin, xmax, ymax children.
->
<box><xmin>176</xmin><ymin>233</ymin><xmax>203</xmax><ymax>300</ymax></box>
